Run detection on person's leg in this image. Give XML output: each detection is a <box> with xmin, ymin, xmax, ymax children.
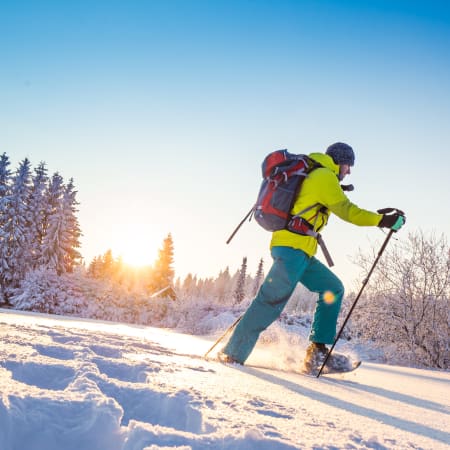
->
<box><xmin>299</xmin><ymin>256</ymin><xmax>344</xmax><ymax>344</ymax></box>
<box><xmin>222</xmin><ymin>246</ymin><xmax>309</xmax><ymax>363</ymax></box>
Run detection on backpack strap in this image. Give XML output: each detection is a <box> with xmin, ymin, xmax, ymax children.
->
<box><xmin>286</xmin><ymin>210</ymin><xmax>334</xmax><ymax>267</ymax></box>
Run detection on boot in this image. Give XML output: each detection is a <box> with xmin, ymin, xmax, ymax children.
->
<box><xmin>217</xmin><ymin>352</ymin><xmax>243</xmax><ymax>365</ymax></box>
<box><xmin>303</xmin><ymin>342</ymin><xmax>329</xmax><ymax>374</ymax></box>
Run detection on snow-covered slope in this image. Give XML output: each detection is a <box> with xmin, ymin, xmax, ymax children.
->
<box><xmin>0</xmin><ymin>309</ymin><xmax>449</xmax><ymax>450</ymax></box>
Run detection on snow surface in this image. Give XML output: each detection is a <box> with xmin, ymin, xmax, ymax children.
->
<box><xmin>0</xmin><ymin>309</ymin><xmax>449</xmax><ymax>450</ymax></box>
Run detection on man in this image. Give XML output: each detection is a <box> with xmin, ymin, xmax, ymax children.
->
<box><xmin>220</xmin><ymin>142</ymin><xmax>405</xmax><ymax>373</ymax></box>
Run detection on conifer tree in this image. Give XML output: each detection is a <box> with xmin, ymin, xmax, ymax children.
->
<box><xmin>0</xmin><ymin>153</ymin><xmax>11</xmax><ymax>205</ymax></box>
<box><xmin>0</xmin><ymin>153</ymin><xmax>12</xmax><ymax>299</ymax></box>
<box><xmin>234</xmin><ymin>256</ymin><xmax>247</xmax><ymax>304</ymax></box>
<box><xmin>181</xmin><ymin>273</ymin><xmax>197</xmax><ymax>297</ymax></box>
<box><xmin>101</xmin><ymin>249</ymin><xmax>115</xmax><ymax>278</ymax></box>
<box><xmin>215</xmin><ymin>266</ymin><xmax>231</xmax><ymax>302</ymax></box>
<box><xmin>0</xmin><ymin>158</ymin><xmax>32</xmax><ymax>293</ymax></box>
<box><xmin>41</xmin><ymin>172</ymin><xmax>65</xmax><ymax>274</ymax></box>
<box><xmin>87</xmin><ymin>256</ymin><xmax>102</xmax><ymax>278</ymax></box>
<box><xmin>27</xmin><ymin>162</ymin><xmax>49</xmax><ymax>269</ymax></box>
<box><xmin>61</xmin><ymin>178</ymin><xmax>82</xmax><ymax>272</ymax></box>
<box><xmin>252</xmin><ymin>258</ymin><xmax>264</xmax><ymax>297</ymax></box>
<box><xmin>151</xmin><ymin>233</ymin><xmax>175</xmax><ymax>294</ymax></box>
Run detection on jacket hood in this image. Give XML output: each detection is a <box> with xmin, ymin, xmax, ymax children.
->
<box><xmin>309</xmin><ymin>152</ymin><xmax>339</xmax><ymax>176</ymax></box>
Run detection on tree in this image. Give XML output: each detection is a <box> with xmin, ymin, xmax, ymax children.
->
<box><xmin>60</xmin><ymin>178</ymin><xmax>82</xmax><ymax>272</ymax></box>
<box><xmin>0</xmin><ymin>158</ymin><xmax>32</xmax><ymax>295</ymax></box>
<box><xmin>351</xmin><ymin>230</ymin><xmax>449</xmax><ymax>369</ymax></box>
<box><xmin>234</xmin><ymin>256</ymin><xmax>248</xmax><ymax>304</ymax></box>
<box><xmin>87</xmin><ymin>255</ymin><xmax>103</xmax><ymax>278</ymax></box>
<box><xmin>252</xmin><ymin>258</ymin><xmax>264</xmax><ymax>297</ymax></box>
<box><xmin>101</xmin><ymin>249</ymin><xmax>116</xmax><ymax>278</ymax></box>
<box><xmin>40</xmin><ymin>172</ymin><xmax>65</xmax><ymax>273</ymax></box>
<box><xmin>182</xmin><ymin>273</ymin><xmax>197</xmax><ymax>297</ymax></box>
<box><xmin>87</xmin><ymin>249</ymin><xmax>117</xmax><ymax>280</ymax></box>
<box><xmin>27</xmin><ymin>162</ymin><xmax>49</xmax><ymax>269</ymax></box>
<box><xmin>0</xmin><ymin>153</ymin><xmax>11</xmax><ymax>207</ymax></box>
<box><xmin>0</xmin><ymin>153</ymin><xmax>11</xmax><ymax>300</ymax></box>
<box><xmin>215</xmin><ymin>266</ymin><xmax>231</xmax><ymax>303</ymax></box>
<box><xmin>151</xmin><ymin>234</ymin><xmax>175</xmax><ymax>297</ymax></box>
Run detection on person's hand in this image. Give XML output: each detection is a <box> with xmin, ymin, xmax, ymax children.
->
<box><xmin>378</xmin><ymin>208</ymin><xmax>406</xmax><ymax>231</ymax></box>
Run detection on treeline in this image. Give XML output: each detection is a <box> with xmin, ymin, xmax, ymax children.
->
<box><xmin>87</xmin><ymin>244</ymin><xmax>267</xmax><ymax>306</ymax></box>
<box><xmin>87</xmin><ymin>234</ymin><xmax>176</xmax><ymax>298</ymax></box>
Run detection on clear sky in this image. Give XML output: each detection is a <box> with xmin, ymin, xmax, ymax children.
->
<box><xmin>2</xmin><ymin>0</ymin><xmax>450</xmax><ymax>290</ymax></box>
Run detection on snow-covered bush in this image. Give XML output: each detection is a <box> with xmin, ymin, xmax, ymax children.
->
<box><xmin>10</xmin><ymin>268</ymin><xmax>88</xmax><ymax>315</ymax></box>
<box><xmin>349</xmin><ymin>230</ymin><xmax>449</xmax><ymax>369</ymax></box>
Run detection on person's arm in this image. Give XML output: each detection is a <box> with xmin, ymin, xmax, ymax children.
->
<box><xmin>315</xmin><ymin>169</ymin><xmax>382</xmax><ymax>226</ymax></box>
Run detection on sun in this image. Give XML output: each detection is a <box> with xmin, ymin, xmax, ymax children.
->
<box><xmin>112</xmin><ymin>226</ymin><xmax>158</xmax><ymax>268</ymax></box>
<box><xmin>120</xmin><ymin>247</ymin><xmax>153</xmax><ymax>268</ymax></box>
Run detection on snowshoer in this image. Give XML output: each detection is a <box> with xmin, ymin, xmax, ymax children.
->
<box><xmin>220</xmin><ymin>142</ymin><xmax>405</xmax><ymax>373</ymax></box>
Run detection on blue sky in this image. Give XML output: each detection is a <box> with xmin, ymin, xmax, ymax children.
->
<box><xmin>2</xmin><ymin>0</ymin><xmax>450</xmax><ymax>288</ymax></box>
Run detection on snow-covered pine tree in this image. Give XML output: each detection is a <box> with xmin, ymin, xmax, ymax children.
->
<box><xmin>0</xmin><ymin>153</ymin><xmax>11</xmax><ymax>204</ymax></box>
<box><xmin>214</xmin><ymin>266</ymin><xmax>231</xmax><ymax>303</ymax></box>
<box><xmin>27</xmin><ymin>162</ymin><xmax>49</xmax><ymax>269</ymax></box>
<box><xmin>0</xmin><ymin>153</ymin><xmax>12</xmax><ymax>301</ymax></box>
<box><xmin>40</xmin><ymin>172</ymin><xmax>65</xmax><ymax>274</ymax></box>
<box><xmin>233</xmin><ymin>256</ymin><xmax>247</xmax><ymax>304</ymax></box>
<box><xmin>87</xmin><ymin>250</ymin><xmax>124</xmax><ymax>281</ymax></box>
<box><xmin>87</xmin><ymin>255</ymin><xmax>102</xmax><ymax>278</ymax></box>
<box><xmin>0</xmin><ymin>158</ymin><xmax>32</xmax><ymax>296</ymax></box>
<box><xmin>252</xmin><ymin>258</ymin><xmax>264</xmax><ymax>297</ymax></box>
<box><xmin>61</xmin><ymin>178</ymin><xmax>82</xmax><ymax>272</ymax></box>
<box><xmin>151</xmin><ymin>233</ymin><xmax>175</xmax><ymax>295</ymax></box>
<box><xmin>101</xmin><ymin>249</ymin><xmax>116</xmax><ymax>279</ymax></box>
<box><xmin>181</xmin><ymin>273</ymin><xmax>197</xmax><ymax>297</ymax></box>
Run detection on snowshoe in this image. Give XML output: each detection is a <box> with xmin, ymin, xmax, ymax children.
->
<box><xmin>217</xmin><ymin>352</ymin><xmax>243</xmax><ymax>365</ymax></box>
<box><xmin>302</xmin><ymin>342</ymin><xmax>360</xmax><ymax>375</ymax></box>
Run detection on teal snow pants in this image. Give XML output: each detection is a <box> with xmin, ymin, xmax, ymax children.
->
<box><xmin>223</xmin><ymin>246</ymin><xmax>344</xmax><ymax>363</ymax></box>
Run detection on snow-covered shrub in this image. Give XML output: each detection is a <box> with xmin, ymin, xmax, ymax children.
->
<box><xmin>349</xmin><ymin>230</ymin><xmax>449</xmax><ymax>369</ymax></box>
<box><xmin>10</xmin><ymin>268</ymin><xmax>88</xmax><ymax>315</ymax></box>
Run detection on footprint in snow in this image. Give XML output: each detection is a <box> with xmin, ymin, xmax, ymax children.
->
<box><xmin>4</xmin><ymin>360</ymin><xmax>75</xmax><ymax>391</ymax></box>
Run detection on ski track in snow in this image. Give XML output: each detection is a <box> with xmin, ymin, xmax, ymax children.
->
<box><xmin>0</xmin><ymin>309</ymin><xmax>449</xmax><ymax>450</ymax></box>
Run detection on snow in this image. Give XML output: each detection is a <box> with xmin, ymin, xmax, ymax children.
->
<box><xmin>0</xmin><ymin>309</ymin><xmax>449</xmax><ymax>450</ymax></box>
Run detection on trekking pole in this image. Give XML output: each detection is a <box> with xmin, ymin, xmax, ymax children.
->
<box><xmin>226</xmin><ymin>206</ymin><xmax>254</xmax><ymax>244</ymax></box>
<box><xmin>204</xmin><ymin>315</ymin><xmax>243</xmax><ymax>358</ymax></box>
<box><xmin>317</xmin><ymin>226</ymin><xmax>397</xmax><ymax>378</ymax></box>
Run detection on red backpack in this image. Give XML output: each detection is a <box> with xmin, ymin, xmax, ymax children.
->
<box><xmin>227</xmin><ymin>149</ymin><xmax>321</xmax><ymax>242</ymax></box>
<box><xmin>254</xmin><ymin>149</ymin><xmax>321</xmax><ymax>232</ymax></box>
<box><xmin>227</xmin><ymin>149</ymin><xmax>339</xmax><ymax>266</ymax></box>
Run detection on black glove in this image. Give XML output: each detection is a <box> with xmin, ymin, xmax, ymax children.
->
<box><xmin>378</xmin><ymin>208</ymin><xmax>406</xmax><ymax>231</ymax></box>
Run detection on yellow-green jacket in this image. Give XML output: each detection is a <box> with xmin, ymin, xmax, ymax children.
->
<box><xmin>270</xmin><ymin>152</ymin><xmax>382</xmax><ymax>256</ymax></box>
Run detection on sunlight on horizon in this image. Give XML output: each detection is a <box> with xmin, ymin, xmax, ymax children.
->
<box><xmin>111</xmin><ymin>224</ymin><xmax>159</xmax><ymax>268</ymax></box>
